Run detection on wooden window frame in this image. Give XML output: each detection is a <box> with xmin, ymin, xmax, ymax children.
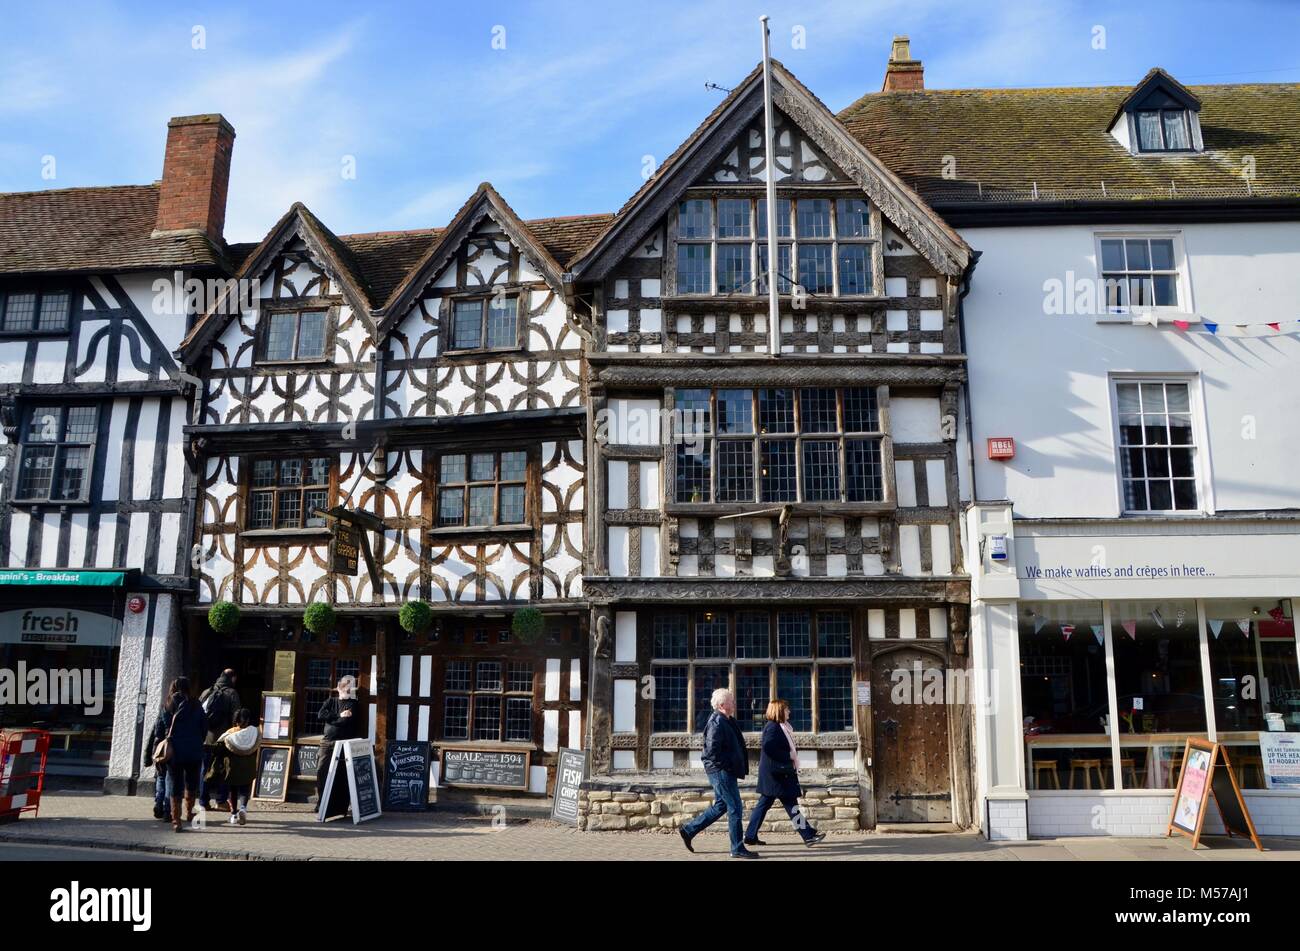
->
<box><xmin>441</xmin><ymin>290</ymin><xmax>524</xmax><ymax>355</ymax></box>
<box><xmin>431</xmin><ymin>448</ymin><xmax>531</xmax><ymax>530</ymax></box>
<box><xmin>242</xmin><ymin>453</ymin><xmax>336</xmax><ymax>534</ymax></box>
<box><xmin>1133</xmin><ymin>108</ymin><xmax>1195</xmax><ymax>153</ymax></box>
<box><xmin>13</xmin><ymin>404</ymin><xmax>98</xmax><ymax>503</ymax></box>
<box><xmin>0</xmin><ymin>286</ymin><xmax>73</xmax><ymax>337</ymax></box>
<box><xmin>255</xmin><ymin>302</ymin><xmax>337</xmax><ymax>365</ymax></box>
<box><xmin>440</xmin><ymin>657</ymin><xmax>535</xmax><ymax>743</ymax></box>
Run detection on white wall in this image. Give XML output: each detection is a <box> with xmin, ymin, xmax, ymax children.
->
<box><xmin>961</xmin><ymin>221</ymin><xmax>1300</xmax><ymax>517</ymax></box>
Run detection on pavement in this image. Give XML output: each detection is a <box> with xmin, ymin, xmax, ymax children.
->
<box><xmin>1</xmin><ymin>792</ymin><xmax>1297</xmax><ymax>861</ymax></box>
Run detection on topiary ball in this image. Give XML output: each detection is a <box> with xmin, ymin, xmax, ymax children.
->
<box><xmin>207</xmin><ymin>600</ymin><xmax>240</xmax><ymax>635</ymax></box>
<box><xmin>303</xmin><ymin>601</ymin><xmax>337</xmax><ymax>635</ymax></box>
<box><xmin>512</xmin><ymin>607</ymin><xmax>545</xmax><ymax>644</ymax></box>
<box><xmin>399</xmin><ymin>600</ymin><xmax>433</xmax><ymax>635</ymax></box>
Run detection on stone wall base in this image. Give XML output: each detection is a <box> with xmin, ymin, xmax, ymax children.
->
<box><xmin>578</xmin><ymin>777</ymin><xmax>861</xmax><ymax>832</ymax></box>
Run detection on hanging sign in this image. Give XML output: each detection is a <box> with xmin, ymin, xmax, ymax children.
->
<box><xmin>331</xmin><ymin>522</ymin><xmax>361</xmax><ymax>576</ymax></box>
<box><xmin>1167</xmin><ymin>738</ymin><xmax>1261</xmax><ymax>850</ymax></box>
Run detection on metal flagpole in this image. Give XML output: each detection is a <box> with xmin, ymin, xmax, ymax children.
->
<box><xmin>760</xmin><ymin>15</ymin><xmax>780</xmax><ymax>357</ymax></box>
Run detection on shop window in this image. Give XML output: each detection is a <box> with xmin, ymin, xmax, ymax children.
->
<box><xmin>14</xmin><ymin>405</ymin><xmax>98</xmax><ymax>502</ymax></box>
<box><xmin>1207</xmin><ymin>599</ymin><xmax>1299</xmax><ymax>789</ymax></box>
<box><xmin>448</xmin><ymin>294</ymin><xmax>520</xmax><ymax>352</ymax></box>
<box><xmin>259</xmin><ymin>309</ymin><xmax>329</xmax><ymax>362</ymax></box>
<box><xmin>672</xmin><ymin>387</ymin><xmax>884</xmax><ymax>504</ymax></box>
<box><xmin>302</xmin><ymin>657</ymin><xmax>362</xmax><ymax>736</ymax></box>
<box><xmin>0</xmin><ymin>288</ymin><xmax>71</xmax><ymax>334</ymax></box>
<box><xmin>1019</xmin><ymin>602</ymin><xmax>1111</xmax><ymax>790</ymax></box>
<box><xmin>650</xmin><ymin>609</ymin><xmax>854</xmax><ymax>737</ymax></box>
<box><xmin>443</xmin><ymin>659</ymin><xmax>533</xmax><ymax>742</ymax></box>
<box><xmin>247</xmin><ymin>455</ymin><xmax>331</xmax><ymax>530</ymax></box>
<box><xmin>1114</xmin><ymin>379</ymin><xmax>1198</xmax><ymax>513</ymax></box>
<box><xmin>435</xmin><ymin>450</ymin><xmax>527</xmax><ymax>527</ymax></box>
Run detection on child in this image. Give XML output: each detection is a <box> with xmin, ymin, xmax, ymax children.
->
<box><xmin>213</xmin><ymin>707</ymin><xmax>259</xmax><ymax>825</ymax></box>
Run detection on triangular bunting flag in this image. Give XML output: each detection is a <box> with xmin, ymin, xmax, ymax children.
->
<box><xmin>1033</xmin><ymin>616</ymin><xmax>1046</xmax><ymax>635</ymax></box>
<box><xmin>1091</xmin><ymin>624</ymin><xmax>1104</xmax><ymax>646</ymax></box>
<box><xmin>1269</xmin><ymin>606</ymin><xmax>1286</xmax><ymax>623</ymax></box>
<box><xmin>1061</xmin><ymin>624</ymin><xmax>1074</xmax><ymax>641</ymax></box>
<box><xmin>1121</xmin><ymin>620</ymin><xmax>1137</xmax><ymax>640</ymax></box>
<box><xmin>1268</xmin><ymin>322</ymin><xmax>1281</xmax><ymax>331</ymax></box>
<box><xmin>1238</xmin><ymin>619</ymin><xmax>1252</xmax><ymax>636</ymax></box>
<box><xmin>1173</xmin><ymin>319</ymin><xmax>1189</xmax><ymax>331</ymax></box>
<box><xmin>1209</xmin><ymin>619</ymin><xmax>1224</xmax><ymax>638</ymax></box>
<box><xmin>1204</xmin><ymin>322</ymin><xmax>1218</xmax><ymax>334</ymax></box>
<box><xmin>1150</xmin><ymin>607</ymin><xmax>1165</xmax><ymax>628</ymax></box>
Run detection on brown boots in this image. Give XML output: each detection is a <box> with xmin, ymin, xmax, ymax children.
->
<box><xmin>170</xmin><ymin>798</ymin><xmax>183</xmax><ymax>832</ymax></box>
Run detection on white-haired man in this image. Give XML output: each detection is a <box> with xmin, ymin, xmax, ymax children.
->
<box><xmin>680</xmin><ymin>687</ymin><xmax>760</xmax><ymax>858</ymax></box>
<box><xmin>316</xmin><ymin>675</ymin><xmax>362</xmax><ymax>803</ymax></box>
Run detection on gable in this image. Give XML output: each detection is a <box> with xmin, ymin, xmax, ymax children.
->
<box><xmin>702</xmin><ymin>109</ymin><xmax>847</xmax><ymax>184</ymax></box>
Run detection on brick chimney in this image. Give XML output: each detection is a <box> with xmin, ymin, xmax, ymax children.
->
<box><xmin>154</xmin><ymin>114</ymin><xmax>235</xmax><ymax>242</ymax></box>
<box><xmin>882</xmin><ymin>35</ymin><xmax>924</xmax><ymax>92</ymax></box>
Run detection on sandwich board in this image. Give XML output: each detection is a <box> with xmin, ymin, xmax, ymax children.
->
<box><xmin>1166</xmin><ymin>737</ymin><xmax>1262</xmax><ymax>851</ymax></box>
<box><xmin>316</xmin><ymin>738</ymin><xmax>382</xmax><ymax>825</ymax></box>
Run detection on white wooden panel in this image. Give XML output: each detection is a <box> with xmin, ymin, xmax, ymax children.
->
<box><xmin>397</xmin><ymin>655</ymin><xmax>413</xmax><ymax>697</ymax></box>
<box><xmin>419</xmin><ymin>656</ymin><xmax>433</xmax><ymax>697</ymax></box>
<box><xmin>417</xmin><ymin>706</ymin><xmax>430</xmax><ymax>741</ymax></box>
<box><xmin>607</xmin><ymin>460</ymin><xmax>628</xmax><ymax>508</ymax></box>
<box><xmin>613</xmin><ymin>750</ymin><xmax>636</xmax><ymax>770</ymax></box>
<box><xmin>613</xmin><ymin>679</ymin><xmax>637</xmax><ymax>732</ymax></box>
<box><xmin>899</xmin><ymin>608</ymin><xmax>917</xmax><ymax>639</ymax></box>
<box><xmin>395</xmin><ymin>704</ymin><xmax>410</xmax><ymax>741</ymax></box>
<box><xmin>615</xmin><ymin>611</ymin><xmax>637</xmax><ymax>662</ymax></box>
<box><xmin>930</xmin><ymin>524</ymin><xmax>953</xmax><ymax>575</ymax></box>
<box><xmin>899</xmin><ymin>524</ymin><xmax>923</xmax><ymax>575</ymax></box>
<box><xmin>569</xmin><ymin>658</ymin><xmax>582</xmax><ymax>701</ymax></box>
<box><xmin>926</xmin><ymin>459</ymin><xmax>948</xmax><ymax>507</ymax></box>
<box><xmin>131</xmin><ymin>399</ymin><xmax>160</xmax><ymax>500</ymax></box>
<box><xmin>868</xmin><ymin>608</ymin><xmax>886</xmax><ymax>640</ymax></box>
<box><xmin>544</xmin><ymin>658</ymin><xmax>561</xmax><ymax>702</ymax></box>
<box><xmin>568</xmin><ymin>709</ymin><xmax>582</xmax><ymax>749</ymax></box>
<box><xmin>895</xmin><ymin>460</ymin><xmax>917</xmax><ymax>507</ymax></box>
<box><xmin>543</xmin><ymin>709</ymin><xmax>560</xmax><ymax>753</ymax></box>
<box><xmin>929</xmin><ymin>607</ymin><xmax>949</xmax><ymax>640</ymax></box>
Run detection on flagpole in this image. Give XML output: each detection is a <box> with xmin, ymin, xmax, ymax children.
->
<box><xmin>760</xmin><ymin>15</ymin><xmax>780</xmax><ymax>358</ymax></box>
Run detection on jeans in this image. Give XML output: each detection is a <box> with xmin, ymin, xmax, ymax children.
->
<box><xmin>228</xmin><ymin>784</ymin><xmax>251</xmax><ymax>812</ymax></box>
<box><xmin>165</xmin><ymin>760</ymin><xmax>201</xmax><ymax>800</ymax></box>
<box><xmin>153</xmin><ymin>769</ymin><xmax>167</xmax><ymax>812</ymax></box>
<box><xmin>745</xmin><ymin>792</ymin><xmax>817</xmax><ymax>842</ymax></box>
<box><xmin>199</xmin><ymin>747</ymin><xmax>228</xmax><ymax>805</ymax></box>
<box><xmin>682</xmin><ymin>770</ymin><xmax>746</xmax><ymax>854</ymax></box>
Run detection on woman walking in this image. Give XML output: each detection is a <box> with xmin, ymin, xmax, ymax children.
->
<box><xmin>744</xmin><ymin>699</ymin><xmax>826</xmax><ymax>848</ymax></box>
<box><xmin>209</xmin><ymin>707</ymin><xmax>259</xmax><ymax>826</ymax></box>
<box><xmin>156</xmin><ymin>677</ymin><xmax>207</xmax><ymax>832</ymax></box>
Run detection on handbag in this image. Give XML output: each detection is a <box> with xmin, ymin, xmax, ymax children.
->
<box><xmin>152</xmin><ymin>701</ymin><xmax>186</xmax><ymax>766</ymax></box>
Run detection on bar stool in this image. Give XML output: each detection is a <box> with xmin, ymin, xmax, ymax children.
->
<box><xmin>1032</xmin><ymin>760</ymin><xmax>1061</xmax><ymax>790</ymax></box>
<box><xmin>1119</xmin><ymin>758</ymin><xmax>1143</xmax><ymax>788</ymax></box>
<box><xmin>1237</xmin><ymin>755</ymin><xmax>1265</xmax><ymax>788</ymax></box>
<box><xmin>1068</xmin><ymin>758</ymin><xmax>1106</xmax><ymax>789</ymax></box>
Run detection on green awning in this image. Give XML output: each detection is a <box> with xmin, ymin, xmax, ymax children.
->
<box><xmin>0</xmin><ymin>569</ymin><xmax>127</xmax><ymax>587</ymax></box>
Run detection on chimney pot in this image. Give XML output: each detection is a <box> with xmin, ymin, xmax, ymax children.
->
<box><xmin>154</xmin><ymin>113</ymin><xmax>235</xmax><ymax>243</ymax></box>
<box><xmin>882</xmin><ymin>34</ymin><xmax>924</xmax><ymax>92</ymax></box>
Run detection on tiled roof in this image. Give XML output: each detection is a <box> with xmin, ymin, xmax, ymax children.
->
<box><xmin>837</xmin><ymin>81</ymin><xmax>1300</xmax><ymax>204</ymax></box>
<box><xmin>0</xmin><ymin>183</ymin><xmax>229</xmax><ymax>275</ymax></box>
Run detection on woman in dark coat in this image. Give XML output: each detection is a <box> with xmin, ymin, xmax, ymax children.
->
<box><xmin>159</xmin><ymin>677</ymin><xmax>207</xmax><ymax>832</ymax></box>
<box><xmin>743</xmin><ymin>699</ymin><xmax>826</xmax><ymax>847</ymax></box>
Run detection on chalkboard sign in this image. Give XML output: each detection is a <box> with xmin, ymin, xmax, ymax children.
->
<box><xmin>551</xmin><ymin>748</ymin><xmax>586</xmax><ymax>825</ymax></box>
<box><xmin>1167</xmin><ymin>738</ymin><xmax>1262</xmax><ymax>850</ymax></box>
<box><xmin>441</xmin><ymin>748</ymin><xmax>530</xmax><ymax>789</ymax></box>
<box><xmin>384</xmin><ymin>740</ymin><xmax>431</xmax><ymax>812</ymax></box>
<box><xmin>253</xmin><ymin>746</ymin><xmax>291</xmax><ymax>802</ymax></box>
<box><xmin>293</xmin><ymin>742</ymin><xmax>320</xmax><ymax>781</ymax></box>
<box><xmin>317</xmin><ymin>739</ymin><xmax>382</xmax><ymax>824</ymax></box>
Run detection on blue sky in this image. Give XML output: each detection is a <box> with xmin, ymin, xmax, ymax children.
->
<box><xmin>3</xmin><ymin>0</ymin><xmax>1299</xmax><ymax>242</ymax></box>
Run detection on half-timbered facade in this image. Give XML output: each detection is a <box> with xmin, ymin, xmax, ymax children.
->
<box><xmin>568</xmin><ymin>60</ymin><xmax>977</xmax><ymax>830</ymax></box>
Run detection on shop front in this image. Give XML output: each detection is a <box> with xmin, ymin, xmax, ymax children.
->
<box><xmin>968</xmin><ymin>506</ymin><xmax>1300</xmax><ymax>840</ymax></box>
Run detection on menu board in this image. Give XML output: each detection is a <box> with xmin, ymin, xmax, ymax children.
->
<box><xmin>1167</xmin><ymin>738</ymin><xmax>1261</xmax><ymax>850</ymax></box>
<box><xmin>253</xmin><ymin>746</ymin><xmax>291</xmax><ymax>802</ymax></box>
<box><xmin>317</xmin><ymin>739</ymin><xmax>382</xmax><ymax>825</ymax></box>
<box><xmin>260</xmin><ymin>691</ymin><xmax>294</xmax><ymax>743</ymax></box>
<box><xmin>384</xmin><ymin>740</ymin><xmax>431</xmax><ymax>812</ymax></box>
<box><xmin>1170</xmin><ymin>743</ymin><xmax>1211</xmax><ymax>835</ymax></box>
<box><xmin>441</xmin><ymin>748</ymin><xmax>530</xmax><ymax>789</ymax></box>
<box><xmin>551</xmin><ymin>748</ymin><xmax>586</xmax><ymax>825</ymax></box>
<box><xmin>293</xmin><ymin>741</ymin><xmax>320</xmax><ymax>781</ymax></box>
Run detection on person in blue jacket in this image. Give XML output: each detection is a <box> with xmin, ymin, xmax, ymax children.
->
<box><xmin>744</xmin><ymin>699</ymin><xmax>826</xmax><ymax>847</ymax></box>
<box><xmin>679</xmin><ymin>687</ymin><xmax>760</xmax><ymax>859</ymax></box>
<box><xmin>158</xmin><ymin>677</ymin><xmax>207</xmax><ymax>832</ymax></box>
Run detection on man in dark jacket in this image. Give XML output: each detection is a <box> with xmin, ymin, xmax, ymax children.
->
<box><xmin>316</xmin><ymin>675</ymin><xmax>364</xmax><ymax>804</ymax></box>
<box><xmin>679</xmin><ymin>687</ymin><xmax>760</xmax><ymax>858</ymax></box>
<box><xmin>143</xmin><ymin>710</ymin><xmax>169</xmax><ymax>820</ymax></box>
<box><xmin>198</xmin><ymin>670</ymin><xmax>240</xmax><ymax>810</ymax></box>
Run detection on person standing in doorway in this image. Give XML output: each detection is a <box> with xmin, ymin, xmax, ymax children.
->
<box><xmin>316</xmin><ymin>675</ymin><xmax>363</xmax><ymax>804</ymax></box>
<box><xmin>679</xmin><ymin>688</ymin><xmax>760</xmax><ymax>859</ymax></box>
<box><xmin>198</xmin><ymin>669</ymin><xmax>241</xmax><ymax>811</ymax></box>
<box><xmin>744</xmin><ymin>699</ymin><xmax>826</xmax><ymax>848</ymax></box>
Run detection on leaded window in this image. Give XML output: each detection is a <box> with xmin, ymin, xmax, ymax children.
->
<box><xmin>247</xmin><ymin>455</ymin><xmax>331</xmax><ymax>529</ymax></box>
<box><xmin>443</xmin><ymin>659</ymin><xmax>533</xmax><ymax>742</ymax></box>
<box><xmin>15</xmin><ymin>405</ymin><xmax>97</xmax><ymax>502</ymax></box>
<box><xmin>261</xmin><ymin>309</ymin><xmax>328</xmax><ymax>361</ymax></box>
<box><xmin>435</xmin><ymin>450</ymin><xmax>527</xmax><ymax>527</ymax></box>
<box><xmin>448</xmin><ymin>294</ymin><xmax>520</xmax><ymax>351</ymax></box>
<box><xmin>0</xmin><ymin>288</ymin><xmax>71</xmax><ymax>334</ymax></box>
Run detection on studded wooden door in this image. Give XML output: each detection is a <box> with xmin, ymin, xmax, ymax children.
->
<box><xmin>872</xmin><ymin>649</ymin><xmax>952</xmax><ymax>822</ymax></box>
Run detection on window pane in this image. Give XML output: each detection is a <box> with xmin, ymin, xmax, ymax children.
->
<box><xmin>716</xmin><ymin>199</ymin><xmax>750</xmax><ymax>238</ymax></box>
<box><xmin>758</xmin><ymin>244</ymin><xmax>792</xmax><ymax>294</ymax></box>
<box><xmin>301</xmin><ymin>488</ymin><xmax>326</xmax><ymax>527</ymax></box>
<box><xmin>276</xmin><ymin>490</ymin><xmax>301</xmax><ymax>528</ymax></box>
<box><xmin>252</xmin><ymin>459</ymin><xmax>276</xmax><ymax>488</ymax></box>
<box><xmin>1125</xmin><ymin>239</ymin><xmax>1151</xmax><ymax>271</ymax></box>
<box><xmin>1172</xmin><ymin>479</ymin><xmax>1198</xmax><ymax>510</ymax></box>
<box><xmin>836</xmin><ymin>198</ymin><xmax>871</xmax><ymax>238</ymax></box>
<box><xmin>443</xmin><ymin>696</ymin><xmax>469</xmax><ymax>739</ymax></box>
<box><xmin>507</xmin><ymin>662</ymin><xmax>533</xmax><ymax>692</ymax></box>
<box><xmin>846</xmin><ymin>438</ymin><xmax>883</xmax><ymax>502</ymax></box>
<box><xmin>1100</xmin><ymin>239</ymin><xmax>1125</xmax><ymax>272</ymax></box>
<box><xmin>3</xmin><ymin>292</ymin><xmax>35</xmax><ymax>331</ymax></box>
<box><xmin>1137</xmin><ymin>111</ymin><xmax>1163</xmax><ymax>150</ymax></box>
<box><xmin>674</xmin><ymin>389</ymin><xmax>712</xmax><ymax>434</ymax></box>
<box><xmin>265</xmin><ymin>313</ymin><xmax>296</xmax><ymax>361</ymax></box>
<box><xmin>26</xmin><ymin>407</ymin><xmax>60</xmax><ymax>443</ymax></box>
<box><xmin>675</xmin><ymin>442</ymin><xmax>710</xmax><ymax>502</ymax></box>
<box><xmin>279</xmin><ymin>458</ymin><xmax>302</xmax><ymax>486</ymax></box>
<box><xmin>297</xmin><ymin>311</ymin><xmax>327</xmax><ymax>358</ymax></box>
<box><xmin>694</xmin><ymin>666</ymin><xmax>730</xmax><ymax>731</ymax></box>
<box><xmin>676</xmin><ymin>244</ymin><xmax>711</xmax><ymax>294</ymax></box>
<box><xmin>441</xmin><ymin>454</ymin><xmax>466</xmax><ymax>484</ymax></box>
<box><xmin>715</xmin><ymin>245</ymin><xmax>751</xmax><ymax>293</ymax></box>
<box><xmin>716</xmin><ymin>441</ymin><xmax>754</xmax><ymax>502</ymax></box>
<box><xmin>1103</xmin><ymin>274</ymin><xmax>1127</xmax><ymax>310</ymax></box>
<box><xmin>818</xmin><ymin>665</ymin><xmax>853</xmax><ymax>731</ymax></box>
<box><xmin>17</xmin><ymin>446</ymin><xmax>55</xmax><ymax>498</ymax></box>
<box><xmin>843</xmin><ymin>387</ymin><xmax>878</xmax><ymax>432</ymax></box>
<box><xmin>677</xmin><ymin>199</ymin><xmax>711</xmax><ymax>239</ymax></box>
<box><xmin>476</xmin><ymin>661</ymin><xmax>502</xmax><ymax>691</ymax></box>
<box><xmin>1162</xmin><ymin>111</ymin><xmax>1190</xmax><ymax>150</ymax></box>
<box><xmin>797</xmin><ymin>244</ymin><xmax>832</xmax><ymax>293</ymax></box>
<box><xmin>796</xmin><ymin>199</ymin><xmax>831</xmax><ymax>238</ymax></box>
<box><xmin>468</xmin><ymin>486</ymin><xmax>494</xmax><ymax>525</ymax></box>
<box><xmin>817</xmin><ymin>612</ymin><xmax>852</xmax><ymax>658</ymax></box>
<box><xmin>438</xmin><ymin>487</ymin><xmax>464</xmax><ymax>526</ymax></box>
<box><xmin>470</xmin><ymin>453</ymin><xmax>495</xmax><ymax>481</ymax></box>
<box><xmin>802</xmin><ymin>440</ymin><xmax>841</xmax><ymax>501</ymax></box>
<box><xmin>472</xmin><ymin>696</ymin><xmax>501</xmax><ymax>741</ymax></box>
<box><xmin>486</xmin><ymin>296</ymin><xmax>517</xmax><ymax>348</ymax></box>
<box><xmin>653</xmin><ymin>613</ymin><xmax>688</xmax><ymax>659</ymax></box>
<box><xmin>735</xmin><ymin>611</ymin><xmax>770</xmax><ymax>658</ymax></box>
<box><xmin>838</xmin><ymin>244</ymin><xmax>871</xmax><ymax>295</ymax></box>
<box><xmin>500</xmin><ymin>451</ymin><xmax>526</xmax><ymax>481</ymax></box>
<box><xmin>758</xmin><ymin>388</ymin><xmax>795</xmax><ymax>434</ymax></box>
<box><xmin>695</xmin><ymin>613</ymin><xmax>729</xmax><ymax>658</ymax></box>
<box><xmin>777</xmin><ymin>666</ymin><xmax>812</xmax><ymax>731</ymax></box>
<box><xmin>1116</xmin><ymin>383</ymin><xmax>1140</xmax><ymax>415</ymax></box>
<box><xmin>760</xmin><ymin>440</ymin><xmax>797</xmax><ymax>502</ymax></box>
<box><xmin>445</xmin><ymin>660</ymin><xmax>471</xmax><ymax>691</ymax></box>
<box><xmin>249</xmin><ymin>491</ymin><xmax>274</xmax><ymax>529</ymax></box>
<box><xmin>757</xmin><ymin>198</ymin><xmax>792</xmax><ymax>238</ymax></box>
<box><xmin>777</xmin><ymin>611</ymin><xmax>811</xmax><ymax>657</ymax></box>
<box><xmin>652</xmin><ymin>666</ymin><xmax>688</xmax><ymax>732</ymax></box>
<box><xmin>716</xmin><ymin>389</ymin><xmax>753</xmax><ymax>434</ymax></box>
<box><xmin>1129</xmin><ymin>276</ymin><xmax>1153</xmax><ymax>308</ymax></box>
<box><xmin>499</xmin><ymin>484</ymin><xmax>525</xmax><ymax>523</ymax></box>
<box><xmin>1149</xmin><ymin>239</ymin><xmax>1176</xmax><ymax>271</ymax></box>
<box><xmin>37</xmin><ymin>292</ymin><xmax>70</xmax><ymax>331</ymax></box>
<box><xmin>505</xmin><ymin>697</ymin><xmax>532</xmax><ymax>741</ymax></box>
<box><xmin>452</xmin><ymin>300</ymin><xmax>482</xmax><ymax>349</ymax></box>
<box><xmin>736</xmin><ymin>666</ymin><xmax>771</xmax><ymax>733</ymax></box>
<box><xmin>799</xmin><ymin>388</ymin><xmax>838</xmax><ymax>432</ymax></box>
<box><xmin>1152</xmin><ymin>274</ymin><xmax>1178</xmax><ymax>307</ymax></box>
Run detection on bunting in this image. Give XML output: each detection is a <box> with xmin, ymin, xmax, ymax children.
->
<box><xmin>1061</xmin><ymin>623</ymin><xmax>1075</xmax><ymax>641</ymax></box>
<box><xmin>1209</xmin><ymin>619</ymin><xmax>1224</xmax><ymax>639</ymax></box>
<box><xmin>1092</xmin><ymin>624</ymin><xmax>1104</xmax><ymax>646</ymax></box>
<box><xmin>1238</xmin><ymin>619</ymin><xmax>1252</xmax><ymax>636</ymax></box>
<box><xmin>1121</xmin><ymin>620</ymin><xmax>1137</xmax><ymax>640</ymax></box>
<box><xmin>1160</xmin><ymin>317</ymin><xmax>1300</xmax><ymax>338</ymax></box>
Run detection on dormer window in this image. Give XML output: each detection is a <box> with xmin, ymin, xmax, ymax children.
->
<box><xmin>1136</xmin><ymin>109</ymin><xmax>1192</xmax><ymax>152</ymax></box>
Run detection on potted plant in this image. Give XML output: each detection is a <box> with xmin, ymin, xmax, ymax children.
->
<box><xmin>207</xmin><ymin>600</ymin><xmax>240</xmax><ymax>635</ymax></box>
<box><xmin>399</xmin><ymin>600</ymin><xmax>434</xmax><ymax>636</ymax></box>
<box><xmin>512</xmin><ymin>607</ymin><xmax>545</xmax><ymax>644</ymax></box>
<box><xmin>303</xmin><ymin>601</ymin><xmax>337</xmax><ymax>636</ymax></box>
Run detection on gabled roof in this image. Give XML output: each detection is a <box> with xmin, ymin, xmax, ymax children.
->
<box><xmin>178</xmin><ymin>201</ymin><xmax>375</xmax><ymax>359</ymax></box>
<box><xmin>0</xmin><ymin>183</ymin><xmax>230</xmax><ymax>276</ymax></box>
<box><xmin>1112</xmin><ymin>67</ymin><xmax>1202</xmax><ymax>126</ymax></box>
<box><xmin>838</xmin><ymin>78</ymin><xmax>1300</xmax><ymax>205</ymax></box>
<box><xmin>374</xmin><ymin>183</ymin><xmax>586</xmax><ymax>340</ymax></box>
<box><xmin>569</xmin><ymin>59</ymin><xmax>973</xmax><ymax>279</ymax></box>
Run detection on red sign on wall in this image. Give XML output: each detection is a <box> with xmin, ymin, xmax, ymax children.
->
<box><xmin>987</xmin><ymin>437</ymin><xmax>1015</xmax><ymax>460</ymax></box>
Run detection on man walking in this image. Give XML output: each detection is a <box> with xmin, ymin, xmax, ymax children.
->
<box><xmin>680</xmin><ymin>687</ymin><xmax>760</xmax><ymax>859</ymax></box>
<box><xmin>198</xmin><ymin>669</ymin><xmax>240</xmax><ymax>811</ymax></box>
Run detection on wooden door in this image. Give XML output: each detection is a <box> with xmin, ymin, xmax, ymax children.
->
<box><xmin>872</xmin><ymin>649</ymin><xmax>952</xmax><ymax>822</ymax></box>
